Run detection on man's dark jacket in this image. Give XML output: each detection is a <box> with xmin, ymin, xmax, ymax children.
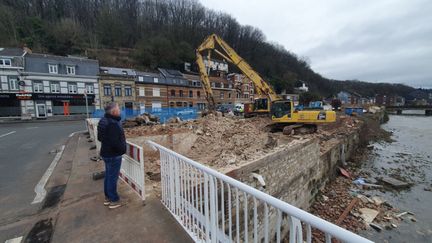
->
<box><xmin>97</xmin><ymin>114</ymin><xmax>126</xmax><ymax>157</ymax></box>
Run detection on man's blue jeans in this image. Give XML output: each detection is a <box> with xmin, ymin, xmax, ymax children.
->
<box><xmin>102</xmin><ymin>155</ymin><xmax>122</xmax><ymax>202</ymax></box>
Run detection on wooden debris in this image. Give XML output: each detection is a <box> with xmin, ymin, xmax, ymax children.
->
<box><xmin>336</xmin><ymin>198</ymin><xmax>358</xmax><ymax>225</ymax></box>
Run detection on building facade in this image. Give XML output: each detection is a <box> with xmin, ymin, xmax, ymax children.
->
<box><xmin>227</xmin><ymin>73</ymin><xmax>254</xmax><ymax>104</ymax></box>
<box><xmin>0</xmin><ymin>48</ymin><xmax>27</xmax><ymax>117</ymax></box>
<box><xmin>135</xmin><ymin>71</ymin><xmax>169</xmax><ymax>111</ymax></box>
<box><xmin>18</xmin><ymin>54</ymin><xmax>99</xmax><ymax>118</ymax></box>
<box><xmin>337</xmin><ymin>91</ymin><xmax>361</xmax><ymax>105</ymax></box>
<box><xmin>209</xmin><ymin>76</ymin><xmax>237</xmax><ymax>105</ymax></box>
<box><xmin>1</xmin><ymin>49</ymin><xmax>99</xmax><ymax>118</ymax></box>
<box><xmin>99</xmin><ymin>67</ymin><xmax>136</xmax><ymax>110</ymax></box>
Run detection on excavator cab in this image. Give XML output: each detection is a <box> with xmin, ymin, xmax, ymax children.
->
<box><xmin>271</xmin><ymin>100</ymin><xmax>292</xmax><ymax>119</ymax></box>
<box><xmin>253</xmin><ymin>98</ymin><xmax>270</xmax><ymax>112</ymax></box>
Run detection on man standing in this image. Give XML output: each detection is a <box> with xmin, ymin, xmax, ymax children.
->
<box><xmin>97</xmin><ymin>102</ymin><xmax>126</xmax><ymax>209</ymax></box>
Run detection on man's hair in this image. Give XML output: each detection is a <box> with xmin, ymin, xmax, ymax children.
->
<box><xmin>104</xmin><ymin>102</ymin><xmax>118</xmax><ymax>114</ymax></box>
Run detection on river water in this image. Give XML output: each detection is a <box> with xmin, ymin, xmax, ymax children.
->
<box><xmin>359</xmin><ymin>113</ymin><xmax>432</xmax><ymax>242</ymax></box>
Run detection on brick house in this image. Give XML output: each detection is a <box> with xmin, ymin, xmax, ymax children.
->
<box><xmin>135</xmin><ymin>71</ymin><xmax>168</xmax><ymax>111</ymax></box>
<box><xmin>227</xmin><ymin>73</ymin><xmax>254</xmax><ymax>104</ymax></box>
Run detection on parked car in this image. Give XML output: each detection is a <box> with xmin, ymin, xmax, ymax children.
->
<box><xmin>216</xmin><ymin>104</ymin><xmax>234</xmax><ymax>114</ymax></box>
<box><xmin>176</xmin><ymin>109</ymin><xmax>195</xmax><ymax>116</ymax></box>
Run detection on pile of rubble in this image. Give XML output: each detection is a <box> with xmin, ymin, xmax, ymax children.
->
<box><xmin>186</xmin><ymin>114</ymin><xmax>285</xmax><ymax>168</ymax></box>
<box><xmin>122</xmin><ymin>113</ymin><xmax>160</xmax><ymax>128</ymax></box>
<box><xmin>310</xmin><ymin>164</ymin><xmax>418</xmax><ymax>236</ymax></box>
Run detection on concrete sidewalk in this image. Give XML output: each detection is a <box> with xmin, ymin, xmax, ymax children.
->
<box><xmin>50</xmin><ymin>133</ymin><xmax>193</xmax><ymax>242</ymax></box>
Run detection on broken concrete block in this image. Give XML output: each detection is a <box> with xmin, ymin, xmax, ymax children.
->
<box><xmin>380</xmin><ymin>176</ymin><xmax>411</xmax><ymax>188</ymax></box>
<box><xmin>372</xmin><ymin>196</ymin><xmax>384</xmax><ymax>206</ymax></box>
<box><xmin>359</xmin><ymin>208</ymin><xmax>379</xmax><ymax>224</ymax></box>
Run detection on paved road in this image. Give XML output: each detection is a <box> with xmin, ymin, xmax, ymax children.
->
<box><xmin>0</xmin><ymin>121</ymin><xmax>85</xmax><ymax>223</ymax></box>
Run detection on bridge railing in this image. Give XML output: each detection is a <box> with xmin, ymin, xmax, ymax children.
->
<box><xmin>147</xmin><ymin>140</ymin><xmax>373</xmax><ymax>243</ymax></box>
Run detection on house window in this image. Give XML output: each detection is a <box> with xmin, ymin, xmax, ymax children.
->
<box><xmin>153</xmin><ymin>78</ymin><xmax>159</xmax><ymax>83</ymax></box>
<box><xmin>51</xmin><ymin>82</ymin><xmax>60</xmax><ymax>93</ymax></box>
<box><xmin>220</xmin><ymin>92</ymin><xmax>224</xmax><ymax>99</ymax></box>
<box><xmin>114</xmin><ymin>85</ymin><xmax>122</xmax><ymax>96</ymax></box>
<box><xmin>33</xmin><ymin>82</ymin><xmax>43</xmax><ymax>93</ymax></box>
<box><xmin>189</xmin><ymin>90</ymin><xmax>193</xmax><ymax>98</ymax></box>
<box><xmin>68</xmin><ymin>83</ymin><xmax>77</xmax><ymax>93</ymax></box>
<box><xmin>228</xmin><ymin>84</ymin><xmax>232</xmax><ymax>89</ymax></box>
<box><xmin>138</xmin><ymin>76</ymin><xmax>144</xmax><ymax>82</ymax></box>
<box><xmin>104</xmin><ymin>84</ymin><xmax>111</xmax><ymax>96</ymax></box>
<box><xmin>125</xmin><ymin>85</ymin><xmax>132</xmax><ymax>96</ymax></box>
<box><xmin>8</xmin><ymin>77</ymin><xmax>18</xmax><ymax>90</ymax></box>
<box><xmin>153</xmin><ymin>88</ymin><xmax>160</xmax><ymax>97</ymax></box>
<box><xmin>48</xmin><ymin>64</ymin><xmax>58</xmax><ymax>74</ymax></box>
<box><xmin>179</xmin><ymin>90</ymin><xmax>184</xmax><ymax>97</ymax></box>
<box><xmin>171</xmin><ymin>90</ymin><xmax>175</xmax><ymax>97</ymax></box>
<box><xmin>197</xmin><ymin>91</ymin><xmax>200</xmax><ymax>98</ymax></box>
<box><xmin>66</xmin><ymin>66</ymin><xmax>75</xmax><ymax>75</ymax></box>
<box><xmin>139</xmin><ymin>87</ymin><xmax>145</xmax><ymax>96</ymax></box>
<box><xmin>228</xmin><ymin>92</ymin><xmax>231</xmax><ymax>98</ymax></box>
<box><xmin>0</xmin><ymin>59</ymin><xmax>12</xmax><ymax>67</ymax></box>
<box><xmin>221</xmin><ymin>83</ymin><xmax>224</xmax><ymax>88</ymax></box>
<box><xmin>211</xmin><ymin>82</ymin><xmax>215</xmax><ymax>88</ymax></box>
<box><xmin>86</xmin><ymin>84</ymin><xmax>94</xmax><ymax>94</ymax></box>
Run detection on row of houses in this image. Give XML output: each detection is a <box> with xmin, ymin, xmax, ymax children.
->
<box><xmin>336</xmin><ymin>91</ymin><xmax>407</xmax><ymax>107</ymax></box>
<box><xmin>0</xmin><ymin>47</ymin><xmax>254</xmax><ymax>119</ymax></box>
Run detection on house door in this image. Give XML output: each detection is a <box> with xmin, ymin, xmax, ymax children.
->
<box><xmin>36</xmin><ymin>104</ymin><xmax>47</xmax><ymax>118</ymax></box>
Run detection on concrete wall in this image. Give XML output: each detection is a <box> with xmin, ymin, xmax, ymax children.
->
<box><xmin>223</xmin><ymin>127</ymin><xmax>362</xmax><ymax>240</ymax></box>
<box><xmin>226</xmin><ymin>127</ymin><xmax>361</xmax><ymax>210</ymax></box>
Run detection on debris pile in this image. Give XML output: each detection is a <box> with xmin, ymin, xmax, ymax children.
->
<box><xmin>310</xmin><ymin>164</ymin><xmax>419</xmax><ymax>236</ymax></box>
<box><xmin>186</xmin><ymin>115</ymin><xmax>282</xmax><ymax>167</ymax></box>
<box><xmin>122</xmin><ymin>113</ymin><xmax>160</xmax><ymax>128</ymax></box>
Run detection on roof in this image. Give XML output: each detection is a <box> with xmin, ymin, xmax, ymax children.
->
<box><xmin>135</xmin><ymin>71</ymin><xmax>167</xmax><ymax>84</ymax></box>
<box><xmin>24</xmin><ymin>53</ymin><xmax>99</xmax><ymax>76</ymax></box>
<box><xmin>27</xmin><ymin>53</ymin><xmax>98</xmax><ymax>64</ymax></box>
<box><xmin>182</xmin><ymin>74</ymin><xmax>201</xmax><ymax>81</ymax></box>
<box><xmin>0</xmin><ymin>47</ymin><xmax>26</xmax><ymax>57</ymax></box>
<box><xmin>136</xmin><ymin>71</ymin><xmax>161</xmax><ymax>78</ymax></box>
<box><xmin>100</xmin><ymin>66</ymin><xmax>136</xmax><ymax>76</ymax></box>
<box><xmin>158</xmin><ymin>68</ymin><xmax>184</xmax><ymax>78</ymax></box>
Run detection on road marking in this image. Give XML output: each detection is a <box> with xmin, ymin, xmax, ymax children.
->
<box><xmin>5</xmin><ymin>236</ymin><xmax>23</xmax><ymax>243</ymax></box>
<box><xmin>69</xmin><ymin>130</ymin><xmax>86</xmax><ymax>137</ymax></box>
<box><xmin>0</xmin><ymin>131</ymin><xmax>16</xmax><ymax>138</ymax></box>
<box><xmin>26</xmin><ymin>126</ymin><xmax>39</xmax><ymax>129</ymax></box>
<box><xmin>31</xmin><ymin>145</ymin><xmax>65</xmax><ymax>204</ymax></box>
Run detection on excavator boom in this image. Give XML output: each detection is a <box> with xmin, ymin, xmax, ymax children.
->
<box><xmin>196</xmin><ymin>34</ymin><xmax>280</xmax><ymax>111</ymax></box>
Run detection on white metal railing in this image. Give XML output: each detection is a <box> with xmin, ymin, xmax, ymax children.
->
<box><xmin>147</xmin><ymin>140</ymin><xmax>373</xmax><ymax>243</ymax></box>
<box><xmin>86</xmin><ymin>118</ymin><xmax>145</xmax><ymax>201</ymax></box>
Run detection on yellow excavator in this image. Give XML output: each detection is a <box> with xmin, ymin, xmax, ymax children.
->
<box><xmin>196</xmin><ymin>34</ymin><xmax>336</xmax><ymax>133</ymax></box>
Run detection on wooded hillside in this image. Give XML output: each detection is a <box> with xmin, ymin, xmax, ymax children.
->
<box><xmin>0</xmin><ymin>0</ymin><xmax>415</xmax><ymax>97</ymax></box>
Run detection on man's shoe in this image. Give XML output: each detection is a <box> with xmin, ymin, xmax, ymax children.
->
<box><xmin>104</xmin><ymin>198</ymin><xmax>110</xmax><ymax>206</ymax></box>
<box><xmin>108</xmin><ymin>201</ymin><xmax>123</xmax><ymax>209</ymax></box>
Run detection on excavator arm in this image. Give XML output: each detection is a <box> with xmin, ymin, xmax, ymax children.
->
<box><xmin>196</xmin><ymin>34</ymin><xmax>280</xmax><ymax>111</ymax></box>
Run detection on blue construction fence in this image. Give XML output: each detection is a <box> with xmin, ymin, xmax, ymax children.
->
<box><xmin>91</xmin><ymin>107</ymin><xmax>199</xmax><ymax>123</ymax></box>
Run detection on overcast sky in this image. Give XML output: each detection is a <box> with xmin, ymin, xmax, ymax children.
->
<box><xmin>200</xmin><ymin>0</ymin><xmax>432</xmax><ymax>88</ymax></box>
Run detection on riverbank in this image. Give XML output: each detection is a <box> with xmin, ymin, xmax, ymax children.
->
<box><xmin>310</xmin><ymin>114</ymin><xmax>432</xmax><ymax>242</ymax></box>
